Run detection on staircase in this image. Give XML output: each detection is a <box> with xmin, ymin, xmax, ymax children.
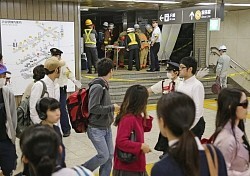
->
<box><xmin>81</xmin><ymin>67</ymin><xmax>217</xmax><ymax>105</ymax></box>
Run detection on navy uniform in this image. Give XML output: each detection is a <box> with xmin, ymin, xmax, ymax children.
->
<box><xmin>50</xmin><ymin>48</ymin><xmax>81</xmax><ymax>137</ymax></box>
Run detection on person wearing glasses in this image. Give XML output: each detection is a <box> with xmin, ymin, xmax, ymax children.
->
<box><xmin>213</xmin><ymin>88</ymin><xmax>250</xmax><ymax>176</ymax></box>
<box><xmin>177</xmin><ymin>57</ymin><xmax>205</xmax><ymax>139</ymax></box>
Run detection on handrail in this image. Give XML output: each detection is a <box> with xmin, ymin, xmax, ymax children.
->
<box><xmin>210</xmin><ymin>47</ymin><xmax>250</xmax><ymax>77</ymax></box>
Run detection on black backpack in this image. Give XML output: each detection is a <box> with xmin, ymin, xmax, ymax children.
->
<box><xmin>16</xmin><ymin>80</ymin><xmax>48</xmax><ymax>138</ymax></box>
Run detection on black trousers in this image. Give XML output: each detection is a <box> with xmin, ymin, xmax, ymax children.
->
<box><xmin>128</xmin><ymin>48</ymin><xmax>140</xmax><ymax>70</ymax></box>
<box><xmin>150</xmin><ymin>42</ymin><xmax>160</xmax><ymax>70</ymax></box>
<box><xmin>191</xmin><ymin>117</ymin><xmax>206</xmax><ymax>139</ymax></box>
<box><xmin>60</xmin><ymin>86</ymin><xmax>71</xmax><ymax>133</ymax></box>
<box><xmin>85</xmin><ymin>47</ymin><xmax>98</xmax><ymax>72</ymax></box>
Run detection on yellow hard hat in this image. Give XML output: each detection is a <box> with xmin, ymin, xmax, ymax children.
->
<box><xmin>85</xmin><ymin>19</ymin><xmax>93</xmax><ymax>26</ymax></box>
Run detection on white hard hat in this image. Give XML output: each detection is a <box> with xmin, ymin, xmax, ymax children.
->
<box><xmin>134</xmin><ymin>24</ymin><xmax>140</xmax><ymax>29</ymax></box>
<box><xmin>127</xmin><ymin>28</ymin><xmax>135</xmax><ymax>33</ymax></box>
<box><xmin>219</xmin><ymin>45</ymin><xmax>227</xmax><ymax>51</ymax></box>
<box><xmin>145</xmin><ymin>24</ymin><xmax>152</xmax><ymax>30</ymax></box>
<box><xmin>108</xmin><ymin>23</ymin><xmax>114</xmax><ymax>29</ymax></box>
<box><xmin>103</xmin><ymin>22</ymin><xmax>108</xmax><ymax>27</ymax></box>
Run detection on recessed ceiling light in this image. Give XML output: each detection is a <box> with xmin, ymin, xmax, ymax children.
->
<box><xmin>225</xmin><ymin>3</ymin><xmax>250</xmax><ymax>7</ymax></box>
<box><xmin>196</xmin><ymin>3</ymin><xmax>217</xmax><ymax>6</ymax></box>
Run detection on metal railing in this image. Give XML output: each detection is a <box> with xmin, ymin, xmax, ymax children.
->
<box><xmin>210</xmin><ymin>47</ymin><xmax>250</xmax><ymax>80</ymax></box>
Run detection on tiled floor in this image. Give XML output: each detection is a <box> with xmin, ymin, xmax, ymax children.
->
<box><xmin>14</xmin><ymin>99</ymin><xmax>250</xmax><ymax>175</ymax></box>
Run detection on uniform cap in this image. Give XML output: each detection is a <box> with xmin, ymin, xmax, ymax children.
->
<box><xmin>166</xmin><ymin>62</ymin><xmax>179</xmax><ymax>71</ymax></box>
<box><xmin>50</xmin><ymin>48</ymin><xmax>63</xmax><ymax>56</ymax></box>
<box><xmin>44</xmin><ymin>57</ymin><xmax>65</xmax><ymax>72</ymax></box>
<box><xmin>103</xmin><ymin>22</ymin><xmax>108</xmax><ymax>27</ymax></box>
<box><xmin>0</xmin><ymin>64</ymin><xmax>11</xmax><ymax>74</ymax></box>
<box><xmin>85</xmin><ymin>19</ymin><xmax>93</xmax><ymax>26</ymax></box>
<box><xmin>134</xmin><ymin>24</ymin><xmax>140</xmax><ymax>29</ymax></box>
<box><xmin>219</xmin><ymin>45</ymin><xmax>227</xmax><ymax>51</ymax></box>
<box><xmin>145</xmin><ymin>24</ymin><xmax>152</xmax><ymax>30</ymax></box>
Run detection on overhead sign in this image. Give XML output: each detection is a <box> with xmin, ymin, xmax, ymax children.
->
<box><xmin>158</xmin><ymin>9</ymin><xmax>182</xmax><ymax>24</ymax></box>
<box><xmin>158</xmin><ymin>5</ymin><xmax>222</xmax><ymax>24</ymax></box>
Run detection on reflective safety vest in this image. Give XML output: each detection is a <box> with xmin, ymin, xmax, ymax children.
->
<box><xmin>84</xmin><ymin>29</ymin><xmax>96</xmax><ymax>44</ymax></box>
<box><xmin>128</xmin><ymin>33</ymin><xmax>138</xmax><ymax>46</ymax></box>
<box><xmin>138</xmin><ymin>32</ymin><xmax>149</xmax><ymax>49</ymax></box>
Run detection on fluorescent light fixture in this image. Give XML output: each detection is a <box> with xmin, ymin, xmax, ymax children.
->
<box><xmin>225</xmin><ymin>3</ymin><xmax>250</xmax><ymax>7</ymax></box>
<box><xmin>135</xmin><ymin>0</ymin><xmax>179</xmax><ymax>4</ymax></box>
<box><xmin>80</xmin><ymin>8</ymin><xmax>89</xmax><ymax>11</ymax></box>
<box><xmin>80</xmin><ymin>6</ymin><xmax>100</xmax><ymax>9</ymax></box>
<box><xmin>196</xmin><ymin>3</ymin><xmax>217</xmax><ymax>6</ymax></box>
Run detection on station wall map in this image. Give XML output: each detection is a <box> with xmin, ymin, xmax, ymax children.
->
<box><xmin>0</xmin><ymin>19</ymin><xmax>75</xmax><ymax>95</ymax></box>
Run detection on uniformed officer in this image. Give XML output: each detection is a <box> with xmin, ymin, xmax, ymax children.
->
<box><xmin>216</xmin><ymin>45</ymin><xmax>231</xmax><ymax>88</ymax></box>
<box><xmin>50</xmin><ymin>48</ymin><xmax>82</xmax><ymax>137</ymax></box>
<box><xmin>83</xmin><ymin>19</ymin><xmax>98</xmax><ymax>74</ymax></box>
<box><xmin>125</xmin><ymin>28</ymin><xmax>141</xmax><ymax>71</ymax></box>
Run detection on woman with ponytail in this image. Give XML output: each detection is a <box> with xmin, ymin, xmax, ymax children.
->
<box><xmin>113</xmin><ymin>85</ymin><xmax>153</xmax><ymax>176</ymax></box>
<box><xmin>20</xmin><ymin>124</ymin><xmax>93</xmax><ymax>176</ymax></box>
<box><xmin>213</xmin><ymin>88</ymin><xmax>250</xmax><ymax>175</ymax></box>
<box><xmin>151</xmin><ymin>92</ymin><xmax>227</xmax><ymax>176</ymax></box>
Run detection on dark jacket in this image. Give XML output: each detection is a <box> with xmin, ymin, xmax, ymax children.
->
<box><xmin>151</xmin><ymin>145</ymin><xmax>228</xmax><ymax>176</ymax></box>
<box><xmin>88</xmin><ymin>78</ymin><xmax>114</xmax><ymax>129</ymax></box>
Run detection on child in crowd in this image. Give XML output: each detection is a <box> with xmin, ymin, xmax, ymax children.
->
<box><xmin>214</xmin><ymin>88</ymin><xmax>250</xmax><ymax>175</ymax></box>
<box><xmin>151</xmin><ymin>92</ymin><xmax>227</xmax><ymax>176</ymax></box>
<box><xmin>113</xmin><ymin>85</ymin><xmax>153</xmax><ymax>176</ymax></box>
<box><xmin>36</xmin><ymin>97</ymin><xmax>66</xmax><ymax>167</ymax></box>
<box><xmin>19</xmin><ymin>124</ymin><xmax>93</xmax><ymax>176</ymax></box>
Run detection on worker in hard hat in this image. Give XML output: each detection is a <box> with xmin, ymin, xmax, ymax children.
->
<box><xmin>83</xmin><ymin>19</ymin><xmax>98</xmax><ymax>74</ymax></box>
<box><xmin>113</xmin><ymin>31</ymin><xmax>127</xmax><ymax>68</ymax></box>
<box><xmin>98</xmin><ymin>22</ymin><xmax>109</xmax><ymax>58</ymax></box>
<box><xmin>125</xmin><ymin>28</ymin><xmax>140</xmax><ymax>71</ymax></box>
<box><xmin>216</xmin><ymin>45</ymin><xmax>231</xmax><ymax>88</ymax></box>
<box><xmin>103</xmin><ymin>23</ymin><xmax>115</xmax><ymax>59</ymax></box>
<box><xmin>134</xmin><ymin>24</ymin><xmax>149</xmax><ymax>69</ymax></box>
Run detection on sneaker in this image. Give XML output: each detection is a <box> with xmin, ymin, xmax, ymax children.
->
<box><xmin>63</xmin><ymin>131</ymin><xmax>71</xmax><ymax>137</ymax></box>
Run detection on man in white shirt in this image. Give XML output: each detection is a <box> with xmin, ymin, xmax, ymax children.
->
<box><xmin>29</xmin><ymin>57</ymin><xmax>65</xmax><ymax>124</ymax></box>
<box><xmin>50</xmin><ymin>48</ymin><xmax>81</xmax><ymax>137</ymax></box>
<box><xmin>177</xmin><ymin>56</ymin><xmax>205</xmax><ymax>139</ymax></box>
<box><xmin>216</xmin><ymin>45</ymin><xmax>231</xmax><ymax>88</ymax></box>
<box><xmin>147</xmin><ymin>19</ymin><xmax>161</xmax><ymax>72</ymax></box>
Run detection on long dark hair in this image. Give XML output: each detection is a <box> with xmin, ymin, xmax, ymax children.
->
<box><xmin>114</xmin><ymin>85</ymin><xmax>148</xmax><ymax>126</ymax></box>
<box><xmin>20</xmin><ymin>124</ymin><xmax>60</xmax><ymax>176</ymax></box>
<box><xmin>214</xmin><ymin>88</ymin><xmax>250</xmax><ymax>153</ymax></box>
<box><xmin>157</xmin><ymin>92</ymin><xmax>199</xmax><ymax>176</ymax></box>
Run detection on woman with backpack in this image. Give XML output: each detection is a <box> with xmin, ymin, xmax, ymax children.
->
<box><xmin>113</xmin><ymin>85</ymin><xmax>153</xmax><ymax>176</ymax></box>
<box><xmin>19</xmin><ymin>124</ymin><xmax>93</xmax><ymax>176</ymax></box>
<box><xmin>151</xmin><ymin>92</ymin><xmax>227</xmax><ymax>176</ymax></box>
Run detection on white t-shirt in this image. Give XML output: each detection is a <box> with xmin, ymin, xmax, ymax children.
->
<box><xmin>52</xmin><ymin>166</ymin><xmax>94</xmax><ymax>176</ymax></box>
<box><xmin>150</xmin><ymin>77</ymin><xmax>181</xmax><ymax>94</ymax></box>
<box><xmin>151</xmin><ymin>26</ymin><xmax>161</xmax><ymax>43</ymax></box>
<box><xmin>177</xmin><ymin>75</ymin><xmax>204</xmax><ymax>128</ymax></box>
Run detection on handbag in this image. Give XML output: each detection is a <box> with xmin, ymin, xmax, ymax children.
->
<box><xmin>211</xmin><ymin>76</ymin><xmax>221</xmax><ymax>94</ymax></box>
<box><xmin>117</xmin><ymin>130</ymin><xmax>137</xmax><ymax>163</ymax></box>
<box><xmin>203</xmin><ymin>144</ymin><xmax>218</xmax><ymax>176</ymax></box>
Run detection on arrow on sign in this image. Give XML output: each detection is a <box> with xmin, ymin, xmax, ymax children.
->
<box><xmin>189</xmin><ymin>11</ymin><xmax>194</xmax><ymax>20</ymax></box>
<box><xmin>159</xmin><ymin>15</ymin><xmax>164</xmax><ymax>22</ymax></box>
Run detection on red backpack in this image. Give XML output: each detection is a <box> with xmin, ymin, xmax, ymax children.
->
<box><xmin>66</xmin><ymin>80</ymin><xmax>105</xmax><ymax>133</ymax></box>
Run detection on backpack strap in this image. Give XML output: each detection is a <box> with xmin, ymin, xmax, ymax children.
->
<box><xmin>203</xmin><ymin>144</ymin><xmax>218</xmax><ymax>176</ymax></box>
<box><xmin>72</xmin><ymin>166</ymin><xmax>89</xmax><ymax>176</ymax></box>
<box><xmin>39</xmin><ymin>80</ymin><xmax>49</xmax><ymax>98</ymax></box>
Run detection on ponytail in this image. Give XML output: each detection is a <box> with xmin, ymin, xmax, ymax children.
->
<box><xmin>36</xmin><ymin>155</ymin><xmax>55</xmax><ymax>176</ymax></box>
<box><xmin>170</xmin><ymin>130</ymin><xmax>199</xmax><ymax>176</ymax></box>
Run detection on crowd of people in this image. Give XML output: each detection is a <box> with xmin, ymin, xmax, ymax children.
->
<box><xmin>0</xmin><ymin>25</ymin><xmax>248</xmax><ymax>176</ymax></box>
<box><xmin>83</xmin><ymin>19</ymin><xmax>162</xmax><ymax>73</ymax></box>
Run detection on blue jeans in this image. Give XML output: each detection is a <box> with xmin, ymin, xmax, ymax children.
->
<box><xmin>83</xmin><ymin>127</ymin><xmax>114</xmax><ymax>176</ymax></box>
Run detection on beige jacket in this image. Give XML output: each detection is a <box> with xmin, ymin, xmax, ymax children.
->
<box><xmin>2</xmin><ymin>86</ymin><xmax>17</xmax><ymax>144</ymax></box>
<box><xmin>214</xmin><ymin>121</ymin><xmax>250</xmax><ymax>176</ymax></box>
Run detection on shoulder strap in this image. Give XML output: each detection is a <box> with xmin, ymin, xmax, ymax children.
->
<box><xmin>39</xmin><ymin>80</ymin><xmax>49</xmax><ymax>98</ymax></box>
<box><xmin>203</xmin><ymin>144</ymin><xmax>218</xmax><ymax>176</ymax></box>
